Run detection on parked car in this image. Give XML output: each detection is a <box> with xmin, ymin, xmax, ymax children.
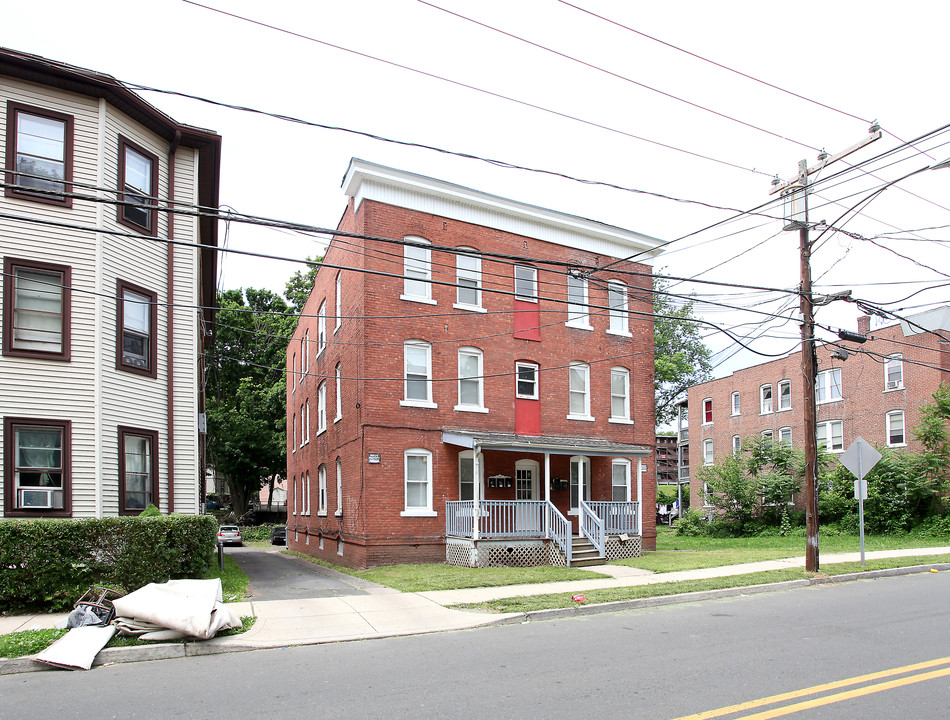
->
<box><xmin>270</xmin><ymin>525</ymin><xmax>287</xmax><ymax>545</ymax></box>
<box><xmin>217</xmin><ymin>525</ymin><xmax>242</xmax><ymax>546</ymax></box>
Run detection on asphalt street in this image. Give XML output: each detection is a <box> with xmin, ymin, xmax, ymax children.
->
<box><xmin>3</xmin><ymin>570</ymin><xmax>948</xmax><ymax>719</ymax></box>
<box><xmin>226</xmin><ymin>546</ymin><xmax>377</xmax><ymax>600</ymax></box>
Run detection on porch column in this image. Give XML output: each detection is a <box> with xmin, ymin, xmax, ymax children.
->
<box><xmin>636</xmin><ymin>458</ymin><xmax>643</xmax><ymax>534</ymax></box>
<box><xmin>543</xmin><ymin>453</ymin><xmax>550</xmax><ymax>503</ymax></box>
<box><xmin>473</xmin><ymin>445</ymin><xmax>481</xmax><ymax>542</ymax></box>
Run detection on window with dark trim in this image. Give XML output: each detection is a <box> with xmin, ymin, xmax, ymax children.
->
<box><xmin>3</xmin><ymin>417</ymin><xmax>71</xmax><ymax>516</ymax></box>
<box><xmin>118</xmin><ymin>427</ymin><xmax>159</xmax><ymax>514</ymax></box>
<box><xmin>117</xmin><ymin>280</ymin><xmax>157</xmax><ymax>377</ymax></box>
<box><xmin>4</xmin><ymin>101</ymin><xmax>73</xmax><ymax>206</ymax></box>
<box><xmin>3</xmin><ymin>257</ymin><xmax>71</xmax><ymax>360</ymax></box>
<box><xmin>118</xmin><ymin>137</ymin><xmax>158</xmax><ymax>234</ymax></box>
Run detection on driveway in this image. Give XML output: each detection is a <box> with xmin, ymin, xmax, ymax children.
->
<box><xmin>226</xmin><ymin>546</ymin><xmax>380</xmax><ymax>601</ymax></box>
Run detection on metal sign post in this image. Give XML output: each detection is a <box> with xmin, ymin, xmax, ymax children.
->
<box><xmin>838</xmin><ymin>438</ymin><xmax>882</xmax><ymax>566</ymax></box>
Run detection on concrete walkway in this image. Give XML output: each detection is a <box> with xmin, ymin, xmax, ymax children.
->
<box><xmin>2</xmin><ymin>547</ymin><xmax>948</xmax><ymax>674</ymax></box>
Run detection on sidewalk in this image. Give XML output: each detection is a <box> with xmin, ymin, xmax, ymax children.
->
<box><xmin>2</xmin><ymin>547</ymin><xmax>948</xmax><ymax>674</ymax></box>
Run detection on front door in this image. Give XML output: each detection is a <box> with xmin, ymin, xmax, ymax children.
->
<box><xmin>515</xmin><ymin>460</ymin><xmax>540</xmax><ymax>532</ymax></box>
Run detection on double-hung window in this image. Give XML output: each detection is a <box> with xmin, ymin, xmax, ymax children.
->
<box><xmin>455</xmin><ymin>249</ymin><xmax>483</xmax><ymax>311</ymax></box>
<box><xmin>568</xmin><ymin>362</ymin><xmax>592</xmax><ymax>420</ymax></box>
<box><xmin>779</xmin><ymin>427</ymin><xmax>792</xmax><ymax>445</ymax></box>
<box><xmin>4</xmin><ymin>418</ymin><xmax>70</xmax><ymax>514</ymax></box>
<box><xmin>816</xmin><ymin>420</ymin><xmax>843</xmax><ymax>452</ymax></box>
<box><xmin>456</xmin><ymin>347</ymin><xmax>485</xmax><ymax>411</ymax></box>
<box><xmin>3</xmin><ymin>258</ymin><xmax>70</xmax><ymax>359</ymax></box>
<box><xmin>318</xmin><ymin>464</ymin><xmax>327</xmax><ymax>515</ymax></box>
<box><xmin>402</xmin><ymin>236</ymin><xmax>433</xmax><ymax>303</ymax></box>
<box><xmin>516</xmin><ymin>362</ymin><xmax>539</xmax><ymax>399</ymax></box>
<box><xmin>402</xmin><ymin>449</ymin><xmax>435</xmax><ymax>516</ymax></box>
<box><xmin>5</xmin><ymin>102</ymin><xmax>73</xmax><ymax>205</ymax></box>
<box><xmin>703</xmin><ymin>439</ymin><xmax>714</xmax><ymax>465</ymax></box>
<box><xmin>731</xmin><ymin>392</ymin><xmax>740</xmax><ymax>416</ymax></box>
<box><xmin>514</xmin><ymin>265</ymin><xmax>537</xmax><ymax>301</ymax></box>
<box><xmin>609</xmin><ymin>367</ymin><xmax>631</xmax><ymax>423</ymax></box>
<box><xmin>459</xmin><ymin>450</ymin><xmax>476</xmax><ymax>502</ymax></box>
<box><xmin>335</xmin><ymin>363</ymin><xmax>342</xmax><ymax>422</ymax></box>
<box><xmin>301</xmin><ymin>333</ymin><xmax>309</xmax><ymax>379</ymax></box>
<box><xmin>611</xmin><ymin>459</ymin><xmax>630</xmax><ymax>502</ymax></box>
<box><xmin>317</xmin><ymin>382</ymin><xmax>327</xmax><ymax>434</ymax></box>
<box><xmin>607</xmin><ymin>281</ymin><xmax>630</xmax><ymax>336</ymax></box>
<box><xmin>732</xmin><ymin>435</ymin><xmax>741</xmax><ymax>454</ymax></box>
<box><xmin>566</xmin><ymin>273</ymin><xmax>592</xmax><ymax>329</ymax></box>
<box><xmin>118</xmin><ymin>427</ymin><xmax>158</xmax><ymax>514</ymax></box>
<box><xmin>317</xmin><ymin>302</ymin><xmax>326</xmax><ymax>356</ymax></box>
<box><xmin>778</xmin><ymin>380</ymin><xmax>791</xmax><ymax>410</ymax></box>
<box><xmin>118</xmin><ymin>137</ymin><xmax>158</xmax><ymax>234</ymax></box>
<box><xmin>760</xmin><ymin>385</ymin><xmax>773</xmax><ymax>414</ymax></box>
<box><xmin>336</xmin><ymin>458</ymin><xmax>343</xmax><ymax>515</ymax></box>
<box><xmin>816</xmin><ymin>369</ymin><xmax>842</xmax><ymax>404</ymax></box>
<box><xmin>702</xmin><ymin>398</ymin><xmax>713</xmax><ymax>425</ymax></box>
<box><xmin>335</xmin><ymin>272</ymin><xmax>342</xmax><ymax>332</ymax></box>
<box><xmin>402</xmin><ymin>340</ymin><xmax>435</xmax><ymax>407</ymax></box>
<box><xmin>885</xmin><ymin>355</ymin><xmax>903</xmax><ymax>390</ymax></box>
<box><xmin>886</xmin><ymin>411</ymin><xmax>905</xmax><ymax>446</ymax></box>
<box><xmin>117</xmin><ymin>281</ymin><xmax>156</xmax><ymax>377</ymax></box>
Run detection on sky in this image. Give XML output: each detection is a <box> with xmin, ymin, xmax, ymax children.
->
<box><xmin>4</xmin><ymin>0</ymin><xmax>949</xmax><ymax>380</ymax></box>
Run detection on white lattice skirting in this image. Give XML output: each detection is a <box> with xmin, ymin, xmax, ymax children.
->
<box><xmin>446</xmin><ymin>535</ymin><xmax>642</xmax><ymax>567</ymax></box>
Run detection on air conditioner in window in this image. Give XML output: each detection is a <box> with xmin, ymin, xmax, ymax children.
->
<box><xmin>886</xmin><ymin>380</ymin><xmax>901</xmax><ymax>390</ymax></box>
<box><xmin>124</xmin><ymin>355</ymin><xmax>148</xmax><ymax>368</ymax></box>
<box><xmin>20</xmin><ymin>488</ymin><xmax>54</xmax><ymax>509</ymax></box>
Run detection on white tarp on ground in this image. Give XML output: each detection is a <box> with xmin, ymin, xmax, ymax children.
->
<box><xmin>112</xmin><ymin>578</ymin><xmax>236</xmax><ymax>641</ymax></box>
<box><xmin>34</xmin><ymin>625</ymin><xmax>117</xmax><ymax>671</ymax></box>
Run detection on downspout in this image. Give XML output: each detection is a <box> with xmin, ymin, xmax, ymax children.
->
<box><xmin>472</xmin><ymin>444</ymin><xmax>481</xmax><ymax>543</ymax></box>
<box><xmin>166</xmin><ymin>130</ymin><xmax>181</xmax><ymax>513</ymax></box>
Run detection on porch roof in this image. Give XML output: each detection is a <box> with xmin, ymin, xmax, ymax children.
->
<box><xmin>441</xmin><ymin>430</ymin><xmax>650</xmax><ymax>457</ymax></box>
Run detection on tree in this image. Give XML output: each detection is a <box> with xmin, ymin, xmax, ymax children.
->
<box><xmin>205</xmin><ymin>288</ymin><xmax>296</xmax><ymax>516</ymax></box>
<box><xmin>283</xmin><ymin>256</ymin><xmax>322</xmax><ymax>313</ymax></box>
<box><xmin>653</xmin><ymin>274</ymin><xmax>713</xmax><ymax>424</ymax></box>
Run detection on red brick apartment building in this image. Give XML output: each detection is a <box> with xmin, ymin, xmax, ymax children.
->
<box><xmin>686</xmin><ymin>308</ymin><xmax>950</xmax><ymax>509</ymax></box>
<box><xmin>286</xmin><ymin>159</ymin><xmax>664</xmax><ymax>568</ymax></box>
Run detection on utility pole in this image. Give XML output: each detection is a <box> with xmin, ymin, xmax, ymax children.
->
<box><xmin>770</xmin><ymin>128</ymin><xmax>880</xmax><ymax>573</ymax></box>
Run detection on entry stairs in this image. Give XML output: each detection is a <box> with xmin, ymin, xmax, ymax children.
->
<box><xmin>570</xmin><ymin>535</ymin><xmax>606</xmax><ymax>567</ymax></box>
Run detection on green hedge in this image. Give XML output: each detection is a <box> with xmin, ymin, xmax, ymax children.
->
<box><xmin>0</xmin><ymin>514</ymin><xmax>218</xmax><ymax>614</ymax></box>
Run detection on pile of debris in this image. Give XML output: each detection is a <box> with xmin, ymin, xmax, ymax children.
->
<box><xmin>34</xmin><ymin>579</ymin><xmax>236</xmax><ymax>671</ymax></box>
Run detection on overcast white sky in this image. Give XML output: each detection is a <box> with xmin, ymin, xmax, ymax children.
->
<box><xmin>4</xmin><ymin>0</ymin><xmax>949</xmax><ymax>378</ymax></box>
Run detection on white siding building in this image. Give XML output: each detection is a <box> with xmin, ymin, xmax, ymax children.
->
<box><xmin>1</xmin><ymin>48</ymin><xmax>220</xmax><ymax>517</ymax></box>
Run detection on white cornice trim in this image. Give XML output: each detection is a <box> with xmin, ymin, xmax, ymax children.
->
<box><xmin>342</xmin><ymin>158</ymin><xmax>664</xmax><ymax>263</ymax></box>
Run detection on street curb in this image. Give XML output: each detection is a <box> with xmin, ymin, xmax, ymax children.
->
<box><xmin>3</xmin><ymin>562</ymin><xmax>948</xmax><ymax>674</ymax></box>
<box><xmin>483</xmin><ymin>562</ymin><xmax>950</xmax><ymax>627</ymax></box>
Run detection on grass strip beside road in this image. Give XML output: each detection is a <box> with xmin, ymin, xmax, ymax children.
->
<box><xmin>450</xmin><ymin>555</ymin><xmax>950</xmax><ymax>614</ymax></box>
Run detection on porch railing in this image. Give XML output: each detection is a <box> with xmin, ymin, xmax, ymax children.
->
<box><xmin>446</xmin><ymin>500</ymin><xmax>573</xmax><ymax>565</ymax></box>
<box><xmin>586</xmin><ymin>500</ymin><xmax>640</xmax><ymax>534</ymax></box>
<box><xmin>579</xmin><ymin>500</ymin><xmax>606</xmax><ymax>557</ymax></box>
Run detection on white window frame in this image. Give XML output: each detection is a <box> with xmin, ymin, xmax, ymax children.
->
<box><xmin>317</xmin><ymin>382</ymin><xmax>327</xmax><ymax>434</ymax></box>
<box><xmin>731</xmin><ymin>392</ymin><xmax>740</xmax><ymax>416</ymax></box>
<box><xmin>779</xmin><ymin>427</ymin><xmax>792</xmax><ymax>445</ymax></box>
<box><xmin>458</xmin><ymin>449</ymin><xmax>478</xmax><ymax>502</ymax></box>
<box><xmin>886</xmin><ymin>410</ymin><xmax>905</xmax><ymax>447</ymax></box>
<box><xmin>778</xmin><ymin>379</ymin><xmax>791</xmax><ymax>411</ymax></box>
<box><xmin>609</xmin><ymin>366</ymin><xmax>632</xmax><ymax>424</ymax></box>
<box><xmin>816</xmin><ymin>368</ymin><xmax>842</xmax><ymax>404</ymax></box>
<box><xmin>455</xmin><ymin>347</ymin><xmax>487</xmax><ymax>412</ymax></box>
<box><xmin>401</xmin><ymin>340</ymin><xmax>436</xmax><ymax>408</ymax></box>
<box><xmin>703</xmin><ymin>439</ymin><xmax>714</xmax><ymax>465</ymax></box>
<box><xmin>514</xmin><ymin>265</ymin><xmax>537</xmax><ymax>302</ymax></box>
<box><xmin>816</xmin><ymin>420</ymin><xmax>844</xmax><ymax>452</ymax></box>
<box><xmin>761</xmin><ymin>430</ymin><xmax>774</xmax><ymax>446</ymax></box>
<box><xmin>566</xmin><ymin>273</ymin><xmax>592</xmax><ymax>330</ymax></box>
<box><xmin>318</xmin><ymin>464</ymin><xmax>327</xmax><ymax>515</ymax></box>
<box><xmin>760</xmin><ymin>384</ymin><xmax>773</xmax><ymax>414</ymax></box>
<box><xmin>334</xmin><ymin>363</ymin><xmax>342</xmax><ymax>422</ymax></box>
<box><xmin>732</xmin><ymin>435</ymin><xmax>741</xmax><ymax>454</ymax></box>
<box><xmin>454</xmin><ymin>248</ymin><xmax>484</xmax><ymax>312</ymax></box>
<box><xmin>317</xmin><ymin>302</ymin><xmax>326</xmax><ymax>357</ymax></box>
<box><xmin>702</xmin><ymin>398</ymin><xmax>713</xmax><ymax>425</ymax></box>
<box><xmin>567</xmin><ymin>361</ymin><xmax>593</xmax><ymax>421</ymax></box>
<box><xmin>291</xmin><ymin>413</ymin><xmax>296</xmax><ymax>452</ymax></box>
<box><xmin>884</xmin><ymin>355</ymin><xmax>903</xmax><ymax>390</ymax></box>
<box><xmin>607</xmin><ymin>281</ymin><xmax>631</xmax><ymax>336</ymax></box>
<box><xmin>299</xmin><ymin>402</ymin><xmax>305</xmax><ymax>447</ymax></box>
<box><xmin>401</xmin><ymin>236</ymin><xmax>435</xmax><ymax>304</ymax></box>
<box><xmin>611</xmin><ymin>459</ymin><xmax>631</xmax><ymax>502</ymax></box>
<box><xmin>291</xmin><ymin>353</ymin><xmax>296</xmax><ymax>393</ymax></box>
<box><xmin>303</xmin><ymin>471</ymin><xmax>310</xmax><ymax>516</ymax></box>
<box><xmin>335</xmin><ymin>457</ymin><xmax>343</xmax><ymax>516</ymax></box>
<box><xmin>569</xmin><ymin>455</ymin><xmax>592</xmax><ymax>515</ymax></box>
<box><xmin>515</xmin><ymin>362</ymin><xmax>539</xmax><ymax>400</ymax></box>
<box><xmin>402</xmin><ymin>448</ymin><xmax>436</xmax><ymax>516</ymax></box>
<box><xmin>335</xmin><ymin>271</ymin><xmax>342</xmax><ymax>332</ymax></box>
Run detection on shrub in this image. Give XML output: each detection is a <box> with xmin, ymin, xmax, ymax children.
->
<box><xmin>0</xmin><ymin>514</ymin><xmax>218</xmax><ymax>614</ymax></box>
<box><xmin>673</xmin><ymin>509</ymin><xmax>710</xmax><ymax>537</ymax></box>
<box><xmin>238</xmin><ymin>523</ymin><xmax>282</xmax><ymax>543</ymax></box>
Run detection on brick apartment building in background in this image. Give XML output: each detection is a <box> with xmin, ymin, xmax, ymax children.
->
<box><xmin>286</xmin><ymin>159</ymin><xmax>663</xmax><ymax>568</ymax></box>
<box><xmin>686</xmin><ymin>307</ymin><xmax>950</xmax><ymax>510</ymax></box>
